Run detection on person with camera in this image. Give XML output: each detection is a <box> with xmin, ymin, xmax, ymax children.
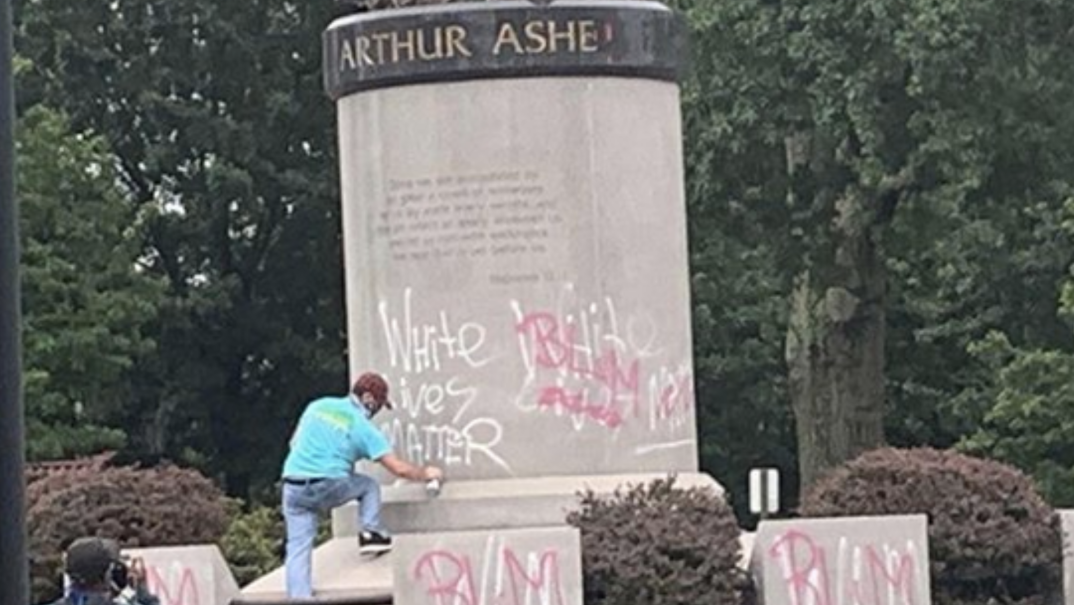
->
<box><xmin>281</xmin><ymin>371</ymin><xmax>445</xmax><ymax>598</ymax></box>
<box><xmin>53</xmin><ymin>537</ymin><xmax>159</xmax><ymax>605</ymax></box>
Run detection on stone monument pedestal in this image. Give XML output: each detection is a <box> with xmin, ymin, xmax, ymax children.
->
<box><xmin>238</xmin><ymin>1</ymin><xmax>712</xmax><ymax>601</ymax></box>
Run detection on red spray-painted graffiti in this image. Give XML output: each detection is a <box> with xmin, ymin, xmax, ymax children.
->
<box><xmin>767</xmin><ymin>530</ymin><xmax>921</xmax><ymax>605</ymax></box>
<box><xmin>413</xmin><ymin>545</ymin><xmax>566</xmax><ymax>605</ymax></box>
<box><xmin>513</xmin><ymin>305</ymin><xmax>695</xmax><ymax>433</ymax></box>
<box><xmin>515</xmin><ymin>310</ymin><xmax>641</xmax><ymax>428</ymax></box>
<box><xmin>656</xmin><ymin>371</ymin><xmax>692</xmax><ymax>424</ymax></box>
<box><xmin>413</xmin><ymin>550</ymin><xmax>479</xmax><ymax>605</ymax></box>
<box><xmin>146</xmin><ymin>564</ymin><xmax>201</xmax><ymax>605</ymax></box>
<box><xmin>535</xmin><ymin>386</ymin><xmax>623</xmax><ymax>428</ymax></box>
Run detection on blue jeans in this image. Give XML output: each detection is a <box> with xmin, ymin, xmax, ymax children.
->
<box><xmin>282</xmin><ymin>474</ymin><xmax>387</xmax><ymax>598</ymax></box>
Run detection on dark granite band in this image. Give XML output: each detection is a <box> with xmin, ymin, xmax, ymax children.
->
<box><xmin>323</xmin><ymin>0</ymin><xmax>687</xmax><ymax>98</ymax></box>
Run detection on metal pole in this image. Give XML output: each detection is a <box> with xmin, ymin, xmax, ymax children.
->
<box><xmin>0</xmin><ymin>0</ymin><xmax>29</xmax><ymax>600</ymax></box>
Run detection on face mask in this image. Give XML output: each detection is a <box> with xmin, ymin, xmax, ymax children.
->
<box><xmin>352</xmin><ymin>393</ymin><xmax>381</xmax><ymax>419</ymax></box>
<box><xmin>367</xmin><ymin>401</ymin><xmax>386</xmax><ymax>419</ymax></box>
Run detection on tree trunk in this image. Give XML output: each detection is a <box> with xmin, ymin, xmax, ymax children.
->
<box><xmin>785</xmin><ymin>190</ymin><xmax>887</xmax><ymax>491</ymax></box>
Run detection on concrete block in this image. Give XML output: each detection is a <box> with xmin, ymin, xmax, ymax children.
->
<box><xmin>122</xmin><ymin>544</ymin><xmax>240</xmax><ymax>605</ymax></box>
<box><xmin>393</xmin><ymin>527</ymin><xmax>583</xmax><ymax>605</ymax></box>
<box><xmin>239</xmin><ymin>537</ymin><xmax>392</xmax><ymax>602</ymax></box>
<box><xmin>739</xmin><ymin>531</ymin><xmax>756</xmax><ymax>571</ymax></box>
<box><xmin>751</xmin><ymin>515</ymin><xmax>930</xmax><ymax>605</ymax></box>
<box><xmin>1059</xmin><ymin>510</ymin><xmax>1074</xmax><ymax>605</ymax></box>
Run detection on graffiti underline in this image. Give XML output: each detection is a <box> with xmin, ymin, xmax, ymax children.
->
<box><xmin>634</xmin><ymin>439</ymin><xmax>694</xmax><ymax>455</ymax></box>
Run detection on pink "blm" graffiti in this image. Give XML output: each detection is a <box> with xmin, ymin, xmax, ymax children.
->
<box><xmin>768</xmin><ymin>530</ymin><xmax>922</xmax><ymax>605</ymax></box>
<box><xmin>514</xmin><ymin>305</ymin><xmax>693</xmax><ymax>432</ymax></box>
<box><xmin>146</xmin><ymin>564</ymin><xmax>201</xmax><ymax>605</ymax></box>
<box><xmin>414</xmin><ymin>545</ymin><xmax>566</xmax><ymax>605</ymax></box>
<box><xmin>516</xmin><ymin>310</ymin><xmax>639</xmax><ymax>428</ymax></box>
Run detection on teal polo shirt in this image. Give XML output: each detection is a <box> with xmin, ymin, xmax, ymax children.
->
<box><xmin>281</xmin><ymin>395</ymin><xmax>392</xmax><ymax>479</ymax></box>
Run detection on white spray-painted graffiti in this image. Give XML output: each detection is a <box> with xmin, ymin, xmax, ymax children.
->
<box><xmin>379</xmin><ymin>287</ymin><xmax>493</xmax><ymax>374</ymax></box>
<box><xmin>767</xmin><ymin>529</ymin><xmax>926</xmax><ymax>605</ymax></box>
<box><xmin>378</xmin><ymin>288</ymin><xmax>511</xmax><ymax>473</ymax></box>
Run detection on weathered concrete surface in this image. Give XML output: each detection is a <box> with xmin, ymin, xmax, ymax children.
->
<box><xmin>739</xmin><ymin>531</ymin><xmax>756</xmax><ymax>571</ymax></box>
<box><xmin>750</xmin><ymin>515</ymin><xmax>930</xmax><ymax>605</ymax></box>
<box><xmin>394</xmin><ymin>527</ymin><xmax>583</xmax><ymax>605</ymax></box>
<box><xmin>240</xmin><ymin>537</ymin><xmax>392</xmax><ymax>602</ymax></box>
<box><xmin>122</xmin><ymin>544</ymin><xmax>240</xmax><ymax>605</ymax></box>
<box><xmin>331</xmin><ymin>471</ymin><xmax>722</xmax><ymax>536</ymax></box>
<box><xmin>338</xmin><ymin>74</ymin><xmax>697</xmax><ymax>482</ymax></box>
<box><xmin>1059</xmin><ymin>510</ymin><xmax>1074</xmax><ymax>605</ymax></box>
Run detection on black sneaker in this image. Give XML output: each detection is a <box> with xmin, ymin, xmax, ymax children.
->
<box><xmin>359</xmin><ymin>531</ymin><xmax>392</xmax><ymax>554</ymax></box>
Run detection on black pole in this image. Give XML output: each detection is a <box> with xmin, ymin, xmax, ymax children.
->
<box><xmin>0</xmin><ymin>0</ymin><xmax>28</xmax><ymax>601</ymax></box>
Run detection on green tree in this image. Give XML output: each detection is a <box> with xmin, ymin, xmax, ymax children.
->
<box><xmin>15</xmin><ymin>0</ymin><xmax>347</xmax><ymax>496</ymax></box>
<box><xmin>17</xmin><ymin>104</ymin><xmax>164</xmax><ymax>460</ymax></box>
<box><xmin>955</xmin><ymin>197</ymin><xmax>1074</xmax><ymax>506</ymax></box>
<box><xmin>958</xmin><ymin>333</ymin><xmax>1074</xmax><ymax>506</ymax></box>
<box><xmin>885</xmin><ymin>189</ymin><xmax>1074</xmax><ymax>450</ymax></box>
<box><xmin>675</xmin><ymin>0</ymin><xmax>1074</xmax><ymax>490</ymax></box>
<box><xmin>17</xmin><ymin>0</ymin><xmax>1074</xmax><ymax>514</ymax></box>
<box><xmin>675</xmin><ymin>0</ymin><xmax>799</xmax><ymax>518</ymax></box>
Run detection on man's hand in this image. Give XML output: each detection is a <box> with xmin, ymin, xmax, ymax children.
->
<box><xmin>422</xmin><ymin>465</ymin><xmax>444</xmax><ymax>482</ymax></box>
<box><xmin>128</xmin><ymin>556</ymin><xmax>147</xmax><ymax>588</ymax></box>
<box><xmin>379</xmin><ymin>453</ymin><xmax>444</xmax><ymax>482</ymax></box>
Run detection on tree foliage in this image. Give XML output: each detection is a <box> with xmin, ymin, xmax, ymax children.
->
<box><xmin>674</xmin><ymin>0</ymin><xmax>1074</xmax><ymax>494</ymax></box>
<box><xmin>17</xmin><ymin>104</ymin><xmax>164</xmax><ymax>460</ymax></box>
<box><xmin>15</xmin><ymin>0</ymin><xmax>347</xmax><ymax>495</ymax></box>
<box><xmin>219</xmin><ymin>503</ymin><xmax>285</xmax><ymax>586</ymax></box>
<box><xmin>957</xmin><ymin>199</ymin><xmax>1074</xmax><ymax>506</ymax></box>
<box><xmin>219</xmin><ymin>500</ymin><xmax>331</xmax><ymax>585</ymax></box>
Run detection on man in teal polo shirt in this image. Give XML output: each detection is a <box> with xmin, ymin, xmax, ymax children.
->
<box><xmin>281</xmin><ymin>371</ymin><xmax>444</xmax><ymax>598</ymax></box>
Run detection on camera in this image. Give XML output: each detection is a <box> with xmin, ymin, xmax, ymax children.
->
<box><xmin>109</xmin><ymin>557</ymin><xmax>130</xmax><ymax>591</ymax></box>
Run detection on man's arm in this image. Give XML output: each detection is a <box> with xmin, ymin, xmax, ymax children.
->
<box><xmin>121</xmin><ymin>558</ymin><xmax>160</xmax><ymax>605</ymax></box>
<box><xmin>377</xmin><ymin>453</ymin><xmax>443</xmax><ymax>482</ymax></box>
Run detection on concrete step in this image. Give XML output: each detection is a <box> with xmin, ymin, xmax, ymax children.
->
<box><xmin>331</xmin><ymin>471</ymin><xmax>723</xmax><ymax>536</ymax></box>
<box><xmin>239</xmin><ymin>537</ymin><xmax>393</xmax><ymax>603</ymax></box>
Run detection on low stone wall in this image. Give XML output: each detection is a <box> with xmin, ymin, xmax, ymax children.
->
<box><xmin>393</xmin><ymin>527</ymin><xmax>583</xmax><ymax>605</ymax></box>
<box><xmin>122</xmin><ymin>544</ymin><xmax>240</xmax><ymax>605</ymax></box>
<box><xmin>1060</xmin><ymin>510</ymin><xmax>1074</xmax><ymax>605</ymax></box>
<box><xmin>748</xmin><ymin>515</ymin><xmax>930</xmax><ymax>605</ymax></box>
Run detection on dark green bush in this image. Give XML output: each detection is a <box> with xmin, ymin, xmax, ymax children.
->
<box><xmin>566</xmin><ymin>475</ymin><xmax>749</xmax><ymax>605</ymax></box>
<box><xmin>219</xmin><ymin>499</ymin><xmax>335</xmax><ymax>587</ymax></box>
<box><xmin>799</xmin><ymin>447</ymin><xmax>1061</xmax><ymax>605</ymax></box>
<box><xmin>220</xmin><ymin>502</ymin><xmax>286</xmax><ymax>586</ymax></box>
<box><xmin>28</xmin><ymin>462</ymin><xmax>229</xmax><ymax>603</ymax></box>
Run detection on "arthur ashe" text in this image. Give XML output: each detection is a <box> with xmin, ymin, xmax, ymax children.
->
<box><xmin>337</xmin><ymin>19</ymin><xmax>605</xmax><ymax>69</ymax></box>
